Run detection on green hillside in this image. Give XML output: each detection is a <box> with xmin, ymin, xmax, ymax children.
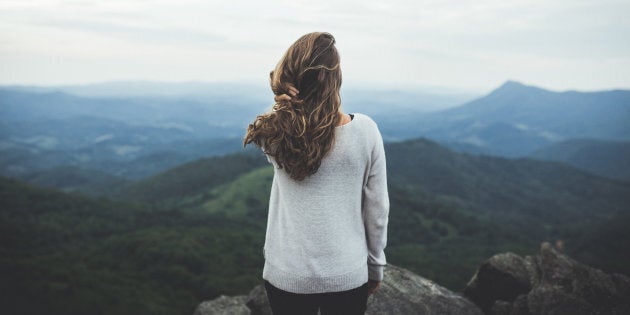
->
<box><xmin>529</xmin><ymin>138</ymin><xmax>630</xmax><ymax>182</ymax></box>
<box><xmin>133</xmin><ymin>138</ymin><xmax>630</xmax><ymax>288</ymax></box>
<box><xmin>197</xmin><ymin>166</ymin><xmax>273</xmax><ymax>221</ymax></box>
<box><xmin>0</xmin><ymin>176</ymin><xmax>265</xmax><ymax>315</ymax></box>
<box><xmin>387</xmin><ymin>138</ymin><xmax>630</xmax><ymax>231</ymax></box>
<box><xmin>384</xmin><ymin>138</ymin><xmax>630</xmax><ymax>281</ymax></box>
<box><xmin>3</xmin><ymin>138</ymin><xmax>630</xmax><ymax>314</ymax></box>
<box><xmin>22</xmin><ymin>165</ymin><xmax>130</xmax><ymax>196</ymax></box>
<box><xmin>117</xmin><ymin>151</ymin><xmax>268</xmax><ymax>206</ymax></box>
<box><xmin>83</xmin><ymin>138</ymin><xmax>630</xmax><ymax>285</ymax></box>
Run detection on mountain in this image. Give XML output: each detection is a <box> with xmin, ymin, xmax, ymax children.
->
<box><xmin>3</xmin><ymin>136</ymin><xmax>630</xmax><ymax>314</ymax></box>
<box><xmin>0</xmin><ymin>87</ymin><xmax>261</xmax><ymax>128</ymax></box>
<box><xmin>383</xmin><ymin>81</ymin><xmax>630</xmax><ymax>156</ymax></box>
<box><xmin>383</xmin><ymin>138</ymin><xmax>630</xmax><ymax>283</ymax></box>
<box><xmin>4</xmin><ymin>80</ymin><xmax>628</xmax><ymax>187</ymax></box>
<box><xmin>0</xmin><ymin>175</ymin><xmax>267</xmax><ymax>315</ymax></box>
<box><xmin>21</xmin><ymin>165</ymin><xmax>130</xmax><ymax>196</ymax></box>
<box><xmin>0</xmin><ymin>131</ymin><xmax>244</xmax><ymax>181</ymax></box>
<box><xmin>386</xmin><ymin>138</ymin><xmax>630</xmax><ymax>230</ymax></box>
<box><xmin>4</xmin><ymin>81</ymin><xmax>272</xmax><ymax>101</ymax></box>
<box><xmin>117</xmin><ymin>151</ymin><xmax>269</xmax><ymax>206</ymax></box>
<box><xmin>114</xmin><ymin>138</ymin><xmax>630</xmax><ymax>287</ymax></box>
<box><xmin>0</xmin><ymin>87</ymin><xmax>254</xmax><ymax>182</ymax></box>
<box><xmin>0</xmin><ymin>83</ymin><xmax>476</xmax><ymax>186</ymax></box>
<box><xmin>529</xmin><ymin>138</ymin><xmax>630</xmax><ymax>182</ymax></box>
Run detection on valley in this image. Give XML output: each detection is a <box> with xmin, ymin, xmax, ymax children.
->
<box><xmin>1</xmin><ymin>80</ymin><xmax>629</xmax><ymax>314</ymax></box>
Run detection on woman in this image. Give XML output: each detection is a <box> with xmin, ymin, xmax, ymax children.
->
<box><xmin>244</xmin><ymin>32</ymin><xmax>389</xmax><ymax>315</ymax></box>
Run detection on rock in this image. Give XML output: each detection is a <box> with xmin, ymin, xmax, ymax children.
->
<box><xmin>194</xmin><ymin>245</ymin><xmax>630</xmax><ymax>314</ymax></box>
<box><xmin>192</xmin><ymin>295</ymin><xmax>250</xmax><ymax>315</ymax></box>
<box><xmin>365</xmin><ymin>264</ymin><xmax>482</xmax><ymax>315</ymax></box>
<box><xmin>463</xmin><ymin>252</ymin><xmax>533</xmax><ymax>312</ymax></box>
<box><xmin>194</xmin><ymin>264</ymin><xmax>482</xmax><ymax>315</ymax></box>
<box><xmin>246</xmin><ymin>284</ymin><xmax>271</xmax><ymax>315</ymax></box>
<box><xmin>463</xmin><ymin>242</ymin><xmax>630</xmax><ymax>315</ymax></box>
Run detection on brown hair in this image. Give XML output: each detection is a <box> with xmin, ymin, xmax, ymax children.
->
<box><xmin>243</xmin><ymin>32</ymin><xmax>342</xmax><ymax>181</ymax></box>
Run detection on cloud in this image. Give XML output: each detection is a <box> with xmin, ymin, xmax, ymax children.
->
<box><xmin>32</xmin><ymin>17</ymin><xmax>228</xmax><ymax>48</ymax></box>
<box><xmin>0</xmin><ymin>0</ymin><xmax>629</xmax><ymax>90</ymax></box>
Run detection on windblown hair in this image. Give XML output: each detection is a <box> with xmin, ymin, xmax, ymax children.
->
<box><xmin>244</xmin><ymin>32</ymin><xmax>342</xmax><ymax>181</ymax></box>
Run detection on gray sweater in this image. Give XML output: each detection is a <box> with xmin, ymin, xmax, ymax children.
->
<box><xmin>262</xmin><ymin>113</ymin><xmax>389</xmax><ymax>294</ymax></box>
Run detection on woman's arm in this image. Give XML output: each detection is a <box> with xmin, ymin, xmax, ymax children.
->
<box><xmin>362</xmin><ymin>126</ymin><xmax>389</xmax><ymax>283</ymax></box>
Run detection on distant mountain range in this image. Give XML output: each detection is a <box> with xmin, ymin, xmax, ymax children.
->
<box><xmin>0</xmin><ymin>83</ymin><xmax>475</xmax><ymax>185</ymax></box>
<box><xmin>380</xmin><ymin>81</ymin><xmax>630</xmax><ymax>157</ymax></box>
<box><xmin>2</xmin><ymin>80</ymin><xmax>628</xmax><ymax>184</ymax></box>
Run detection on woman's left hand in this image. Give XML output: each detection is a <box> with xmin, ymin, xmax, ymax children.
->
<box><xmin>367</xmin><ymin>280</ymin><xmax>380</xmax><ymax>295</ymax></box>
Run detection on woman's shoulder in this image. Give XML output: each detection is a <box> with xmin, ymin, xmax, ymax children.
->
<box><xmin>349</xmin><ymin>112</ymin><xmax>375</xmax><ymax>124</ymax></box>
<box><xmin>348</xmin><ymin>113</ymin><xmax>380</xmax><ymax>132</ymax></box>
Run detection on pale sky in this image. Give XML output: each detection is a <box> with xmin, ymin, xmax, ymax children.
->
<box><xmin>1</xmin><ymin>0</ymin><xmax>629</xmax><ymax>93</ymax></box>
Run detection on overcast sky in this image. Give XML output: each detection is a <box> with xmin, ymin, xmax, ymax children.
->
<box><xmin>1</xmin><ymin>0</ymin><xmax>629</xmax><ymax>93</ymax></box>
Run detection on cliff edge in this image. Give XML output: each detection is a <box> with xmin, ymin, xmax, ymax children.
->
<box><xmin>464</xmin><ymin>242</ymin><xmax>630</xmax><ymax>315</ymax></box>
<box><xmin>193</xmin><ymin>242</ymin><xmax>630</xmax><ymax>314</ymax></box>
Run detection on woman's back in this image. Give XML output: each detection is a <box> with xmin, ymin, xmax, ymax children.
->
<box><xmin>243</xmin><ymin>31</ymin><xmax>389</xmax><ymax>314</ymax></box>
<box><xmin>262</xmin><ymin>113</ymin><xmax>389</xmax><ymax>294</ymax></box>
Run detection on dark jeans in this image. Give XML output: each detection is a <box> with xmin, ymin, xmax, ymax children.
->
<box><xmin>264</xmin><ymin>280</ymin><xmax>369</xmax><ymax>315</ymax></box>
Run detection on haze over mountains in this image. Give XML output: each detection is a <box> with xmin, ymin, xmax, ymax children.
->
<box><xmin>1</xmin><ymin>80</ymin><xmax>628</xmax><ymax>189</ymax></box>
<box><xmin>1</xmin><ymin>80</ymin><xmax>629</xmax><ymax>314</ymax></box>
<box><xmin>379</xmin><ymin>80</ymin><xmax>630</xmax><ymax>156</ymax></box>
<box><xmin>0</xmin><ymin>82</ymin><xmax>473</xmax><ymax>182</ymax></box>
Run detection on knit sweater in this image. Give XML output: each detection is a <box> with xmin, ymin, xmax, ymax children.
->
<box><xmin>262</xmin><ymin>113</ymin><xmax>389</xmax><ymax>294</ymax></box>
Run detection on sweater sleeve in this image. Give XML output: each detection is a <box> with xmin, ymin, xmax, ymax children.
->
<box><xmin>362</xmin><ymin>125</ymin><xmax>389</xmax><ymax>281</ymax></box>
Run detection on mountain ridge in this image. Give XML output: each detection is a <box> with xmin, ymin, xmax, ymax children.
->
<box><xmin>401</xmin><ymin>81</ymin><xmax>630</xmax><ymax>157</ymax></box>
<box><xmin>2</xmin><ymin>135</ymin><xmax>630</xmax><ymax>314</ymax></box>
<box><xmin>114</xmin><ymin>137</ymin><xmax>630</xmax><ymax>284</ymax></box>
<box><xmin>529</xmin><ymin>138</ymin><xmax>630</xmax><ymax>182</ymax></box>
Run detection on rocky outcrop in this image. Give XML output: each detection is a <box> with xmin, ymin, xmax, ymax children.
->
<box><xmin>192</xmin><ymin>295</ymin><xmax>250</xmax><ymax>315</ymax></box>
<box><xmin>364</xmin><ymin>264</ymin><xmax>482</xmax><ymax>314</ymax></box>
<box><xmin>193</xmin><ymin>264</ymin><xmax>482</xmax><ymax>315</ymax></box>
<box><xmin>193</xmin><ymin>243</ymin><xmax>630</xmax><ymax>315</ymax></box>
<box><xmin>464</xmin><ymin>242</ymin><xmax>630</xmax><ymax>315</ymax></box>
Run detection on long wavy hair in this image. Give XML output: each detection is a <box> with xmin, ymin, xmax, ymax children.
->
<box><xmin>243</xmin><ymin>32</ymin><xmax>342</xmax><ymax>181</ymax></box>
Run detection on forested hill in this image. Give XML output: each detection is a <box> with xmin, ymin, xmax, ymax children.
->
<box><xmin>386</xmin><ymin>138</ymin><xmax>630</xmax><ymax>231</ymax></box>
<box><xmin>113</xmin><ymin>136</ymin><xmax>630</xmax><ymax>279</ymax></box>
<box><xmin>115</xmin><ymin>151</ymin><xmax>269</xmax><ymax>206</ymax></box>
<box><xmin>2</xmin><ymin>137</ymin><xmax>630</xmax><ymax>315</ymax></box>
<box><xmin>529</xmin><ymin>138</ymin><xmax>630</xmax><ymax>182</ymax></box>
<box><xmin>0</xmin><ymin>175</ymin><xmax>267</xmax><ymax>315</ymax></box>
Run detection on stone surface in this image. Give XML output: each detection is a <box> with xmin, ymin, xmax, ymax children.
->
<box><xmin>192</xmin><ymin>295</ymin><xmax>250</xmax><ymax>315</ymax></box>
<box><xmin>194</xmin><ymin>264</ymin><xmax>482</xmax><ymax>315</ymax></box>
<box><xmin>464</xmin><ymin>252</ymin><xmax>533</xmax><ymax>312</ymax></box>
<box><xmin>464</xmin><ymin>242</ymin><xmax>630</xmax><ymax>315</ymax></box>
<box><xmin>365</xmin><ymin>264</ymin><xmax>482</xmax><ymax>315</ymax></box>
<box><xmin>193</xmin><ymin>244</ymin><xmax>630</xmax><ymax>315</ymax></box>
<box><xmin>246</xmin><ymin>284</ymin><xmax>271</xmax><ymax>315</ymax></box>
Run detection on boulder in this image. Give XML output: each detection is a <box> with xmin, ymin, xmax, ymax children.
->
<box><xmin>192</xmin><ymin>295</ymin><xmax>249</xmax><ymax>315</ymax></box>
<box><xmin>193</xmin><ymin>263</ymin><xmax>482</xmax><ymax>314</ymax></box>
<box><xmin>464</xmin><ymin>242</ymin><xmax>630</xmax><ymax>315</ymax></box>
<box><xmin>246</xmin><ymin>284</ymin><xmax>271</xmax><ymax>315</ymax></box>
<box><xmin>365</xmin><ymin>264</ymin><xmax>482</xmax><ymax>315</ymax></box>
